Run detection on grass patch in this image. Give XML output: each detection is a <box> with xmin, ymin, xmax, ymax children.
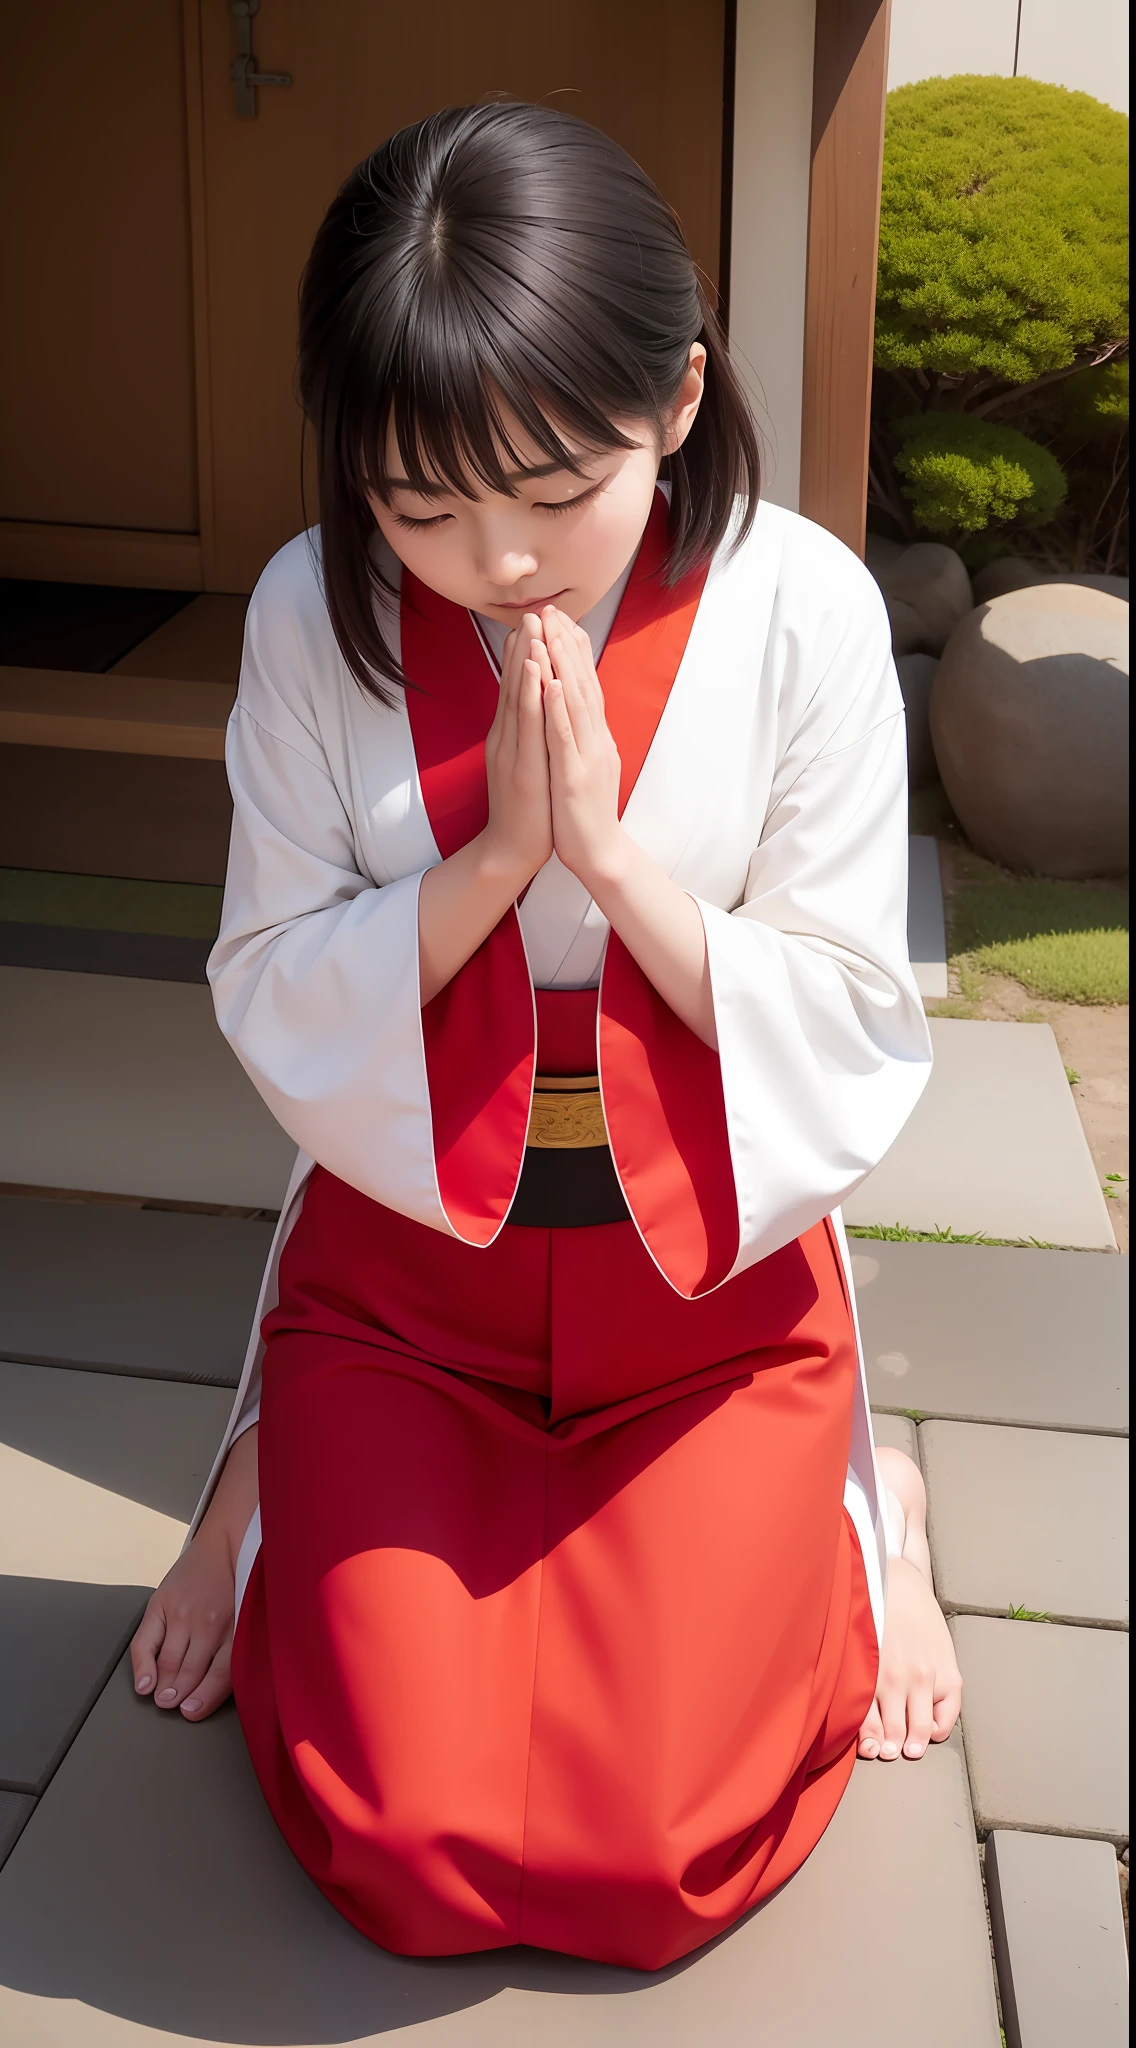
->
<box><xmin>0</xmin><ymin>867</ymin><xmax>223</xmax><ymax>939</ymax></box>
<box><xmin>846</xmin><ymin>1223</ymin><xmax>1058</xmax><ymax>1248</ymax></box>
<box><xmin>948</xmin><ymin>864</ymin><xmax>1128</xmax><ymax>1006</ymax></box>
<box><xmin>1007</xmin><ymin>1605</ymin><xmax>1053</xmax><ymax>1623</ymax></box>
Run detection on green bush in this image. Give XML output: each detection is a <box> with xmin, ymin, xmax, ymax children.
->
<box><xmin>871</xmin><ymin>76</ymin><xmax>1128</xmax><ymax>561</ymax></box>
<box><xmin>877</xmin><ymin>76</ymin><xmax>1128</xmax><ymax>384</ymax></box>
<box><xmin>892</xmin><ymin>413</ymin><xmax>1067</xmax><ymax>539</ymax></box>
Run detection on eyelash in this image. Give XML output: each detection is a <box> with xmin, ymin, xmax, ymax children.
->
<box><xmin>391</xmin><ymin>482</ymin><xmax>601</xmax><ymax>532</ymax></box>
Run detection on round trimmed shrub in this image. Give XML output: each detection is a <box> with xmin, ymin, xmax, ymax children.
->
<box><xmin>877</xmin><ymin>76</ymin><xmax>1128</xmax><ymax>384</ymax></box>
<box><xmin>892</xmin><ymin>413</ymin><xmax>1067</xmax><ymax>539</ymax></box>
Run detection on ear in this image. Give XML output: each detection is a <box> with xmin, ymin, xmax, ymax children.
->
<box><xmin>661</xmin><ymin>343</ymin><xmax>708</xmax><ymax>456</ymax></box>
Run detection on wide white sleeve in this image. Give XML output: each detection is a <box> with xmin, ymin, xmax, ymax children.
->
<box><xmin>698</xmin><ymin>577</ymin><xmax>932</xmax><ymax>1277</ymax></box>
<box><xmin>207</xmin><ymin>605</ymin><xmax>450</xmax><ymax>1238</ymax></box>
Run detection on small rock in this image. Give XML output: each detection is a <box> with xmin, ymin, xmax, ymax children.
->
<box><xmin>895</xmin><ymin>653</ymin><xmax>939</xmax><ymax>790</ymax></box>
<box><xmin>871</xmin><ymin>543</ymin><xmax>974</xmax><ymax>657</ymax></box>
<box><xmin>931</xmin><ymin>584</ymin><xmax>1129</xmax><ymax>878</ymax></box>
<box><xmin>972</xmin><ymin>557</ymin><xmax>1130</xmax><ymax>605</ymax></box>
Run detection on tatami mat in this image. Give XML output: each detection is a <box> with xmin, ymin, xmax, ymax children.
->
<box><xmin>845</xmin><ymin>1019</ymin><xmax>1117</xmax><ymax>1249</ymax></box>
<box><xmin>0</xmin><ymin>1668</ymin><xmax>999</xmax><ymax>2047</ymax></box>
<box><xmin>0</xmin><ymin>966</ymin><xmax>295</xmax><ymax>1209</ymax></box>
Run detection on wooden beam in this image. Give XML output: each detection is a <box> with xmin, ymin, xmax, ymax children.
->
<box><xmin>800</xmin><ymin>0</ymin><xmax>891</xmax><ymax>557</ymax></box>
<box><xmin>0</xmin><ymin>523</ymin><xmax>203</xmax><ymax>591</ymax></box>
<box><xmin>0</xmin><ymin>669</ymin><xmax>233</xmax><ymax>760</ymax></box>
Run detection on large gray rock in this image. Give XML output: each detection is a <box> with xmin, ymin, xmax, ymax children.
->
<box><xmin>972</xmin><ymin>556</ymin><xmax>1130</xmax><ymax>605</ymax></box>
<box><xmin>931</xmin><ymin>584</ymin><xmax>1129</xmax><ymax>877</ymax></box>
<box><xmin>871</xmin><ymin>543</ymin><xmax>974</xmax><ymax>657</ymax></box>
<box><xmin>895</xmin><ymin>653</ymin><xmax>939</xmax><ymax>789</ymax></box>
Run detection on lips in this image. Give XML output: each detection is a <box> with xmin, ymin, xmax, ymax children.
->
<box><xmin>493</xmin><ymin>591</ymin><xmax>567</xmax><ymax>611</ymax></box>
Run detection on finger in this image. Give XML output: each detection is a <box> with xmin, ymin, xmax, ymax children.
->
<box><xmin>931</xmin><ymin>1670</ymin><xmax>963</xmax><ymax>1741</ymax></box>
<box><xmin>569</xmin><ymin>619</ymin><xmax>606</xmax><ymax>724</ymax></box>
<box><xmin>179</xmin><ymin>1638</ymin><xmax>235</xmax><ymax>1722</ymax></box>
<box><xmin>875</xmin><ymin>1678</ymin><xmax>909</xmax><ymax>1760</ymax></box>
<box><xmin>544</xmin><ymin>617</ymin><xmax>590</xmax><ymax>746</ymax></box>
<box><xmin>153</xmin><ymin>1613</ymin><xmax>193</xmax><ymax>1706</ymax></box>
<box><xmin>543</xmin><ymin>677</ymin><xmax>576</xmax><ymax>756</ymax></box>
<box><xmin>130</xmin><ymin>1594</ymin><xmax>168</xmax><ymax>1697</ymax></box>
<box><xmin>157</xmin><ymin>1626</ymin><xmax>229</xmax><ymax>1712</ymax></box>
<box><xmin>903</xmin><ymin>1679</ymin><xmax>935</xmax><ymax>1759</ymax></box>
<box><xmin>858</xmin><ymin>1700</ymin><xmax>884</xmax><ymax>1759</ymax></box>
<box><xmin>517</xmin><ymin>659</ymin><xmax>550</xmax><ymax>762</ymax></box>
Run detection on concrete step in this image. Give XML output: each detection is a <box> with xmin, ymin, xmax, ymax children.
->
<box><xmin>0</xmin><ymin>1195</ymin><xmax>271</xmax><ymax>1386</ymax></box>
<box><xmin>907</xmin><ymin>834</ymin><xmax>947</xmax><ymax>999</ymax></box>
<box><xmin>922</xmin><ymin>1419</ymin><xmax>1128</xmax><ymax>1627</ymax></box>
<box><xmin>0</xmin><ymin>966</ymin><xmax>295</xmax><ymax>1209</ymax></box>
<box><xmin>985</xmin><ymin>1830</ymin><xmax>1129</xmax><ymax>2048</ymax></box>
<box><xmin>0</xmin><ymin>1793</ymin><xmax>36</xmax><ymax>1871</ymax></box>
<box><xmin>0</xmin><ymin>1666</ymin><xmax>1000</xmax><ymax>2047</ymax></box>
<box><xmin>0</xmin><ymin>1359</ymin><xmax>232</xmax><ymax>1585</ymax></box>
<box><xmin>951</xmin><ymin>1615</ymin><xmax>1129</xmax><ymax>1843</ymax></box>
<box><xmin>870</xmin><ymin>1410</ymin><xmax>919</xmax><ymax>1462</ymax></box>
<box><xmin>852</xmin><ymin>1239</ymin><xmax>1128</xmax><ymax>1435</ymax></box>
<box><xmin>845</xmin><ymin>1019</ymin><xmax>1116</xmax><ymax>1250</ymax></box>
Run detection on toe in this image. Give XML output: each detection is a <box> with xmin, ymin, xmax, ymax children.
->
<box><xmin>858</xmin><ymin>1702</ymin><xmax>884</xmax><ymax>1758</ymax></box>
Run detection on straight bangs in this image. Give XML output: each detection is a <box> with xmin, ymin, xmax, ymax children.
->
<box><xmin>300</xmin><ymin>103</ymin><xmax>761</xmax><ymax>705</ymax></box>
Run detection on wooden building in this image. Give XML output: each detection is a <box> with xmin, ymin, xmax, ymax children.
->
<box><xmin>0</xmin><ymin>0</ymin><xmax>892</xmax><ymax>885</ymax></box>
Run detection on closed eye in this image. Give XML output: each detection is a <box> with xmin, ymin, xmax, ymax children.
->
<box><xmin>392</xmin><ymin>511</ymin><xmax>453</xmax><ymax>531</ymax></box>
<box><xmin>534</xmin><ymin>481</ymin><xmax>604</xmax><ymax>516</ymax></box>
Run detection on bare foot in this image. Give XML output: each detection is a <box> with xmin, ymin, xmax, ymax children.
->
<box><xmin>858</xmin><ymin>1448</ymin><xmax>962</xmax><ymax>1760</ymax></box>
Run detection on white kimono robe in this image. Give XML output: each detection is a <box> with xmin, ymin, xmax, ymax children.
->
<box><xmin>197</xmin><ymin>497</ymin><xmax>932</xmax><ymax>1635</ymax></box>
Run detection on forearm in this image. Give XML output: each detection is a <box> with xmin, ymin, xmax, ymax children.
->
<box><xmin>418</xmin><ymin>832</ymin><xmax>529</xmax><ymax>1005</ymax></box>
<box><xmin>197</xmin><ymin>1422</ymin><xmax>260</xmax><ymax>1564</ymax></box>
<box><xmin>584</xmin><ymin>830</ymin><xmax>717</xmax><ymax>1048</ymax></box>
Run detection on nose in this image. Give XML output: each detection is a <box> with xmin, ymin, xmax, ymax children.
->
<box><xmin>478</xmin><ymin>527</ymin><xmax>540</xmax><ymax>592</ymax></box>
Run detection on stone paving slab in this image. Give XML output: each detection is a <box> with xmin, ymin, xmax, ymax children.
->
<box><xmin>0</xmin><ymin>1661</ymin><xmax>1000</xmax><ymax>2047</ymax></box>
<box><xmin>870</xmin><ymin>1410</ymin><xmax>919</xmax><ymax>1462</ymax></box>
<box><xmin>0</xmin><ymin>1793</ymin><xmax>36</xmax><ymax>1872</ymax></box>
<box><xmin>951</xmin><ymin>1616</ymin><xmax>1129</xmax><ymax>1843</ymax></box>
<box><xmin>0</xmin><ymin>1195</ymin><xmax>271</xmax><ymax>1387</ymax></box>
<box><xmin>907</xmin><ymin>835</ymin><xmax>948</xmax><ymax>999</ymax></box>
<box><xmin>0</xmin><ymin>1577</ymin><xmax>146</xmax><ymax>1794</ymax></box>
<box><xmin>0</xmin><ymin>965</ymin><xmax>295</xmax><ymax>1209</ymax></box>
<box><xmin>922</xmin><ymin>1420</ymin><xmax>1128</xmax><ymax>1626</ymax></box>
<box><xmin>985</xmin><ymin>1830</ymin><xmax>1129</xmax><ymax>2048</ymax></box>
<box><xmin>852</xmin><ymin>1240</ymin><xmax>1129</xmax><ymax>1435</ymax></box>
<box><xmin>0</xmin><ymin>1360</ymin><xmax>231</xmax><ymax>1586</ymax></box>
<box><xmin>844</xmin><ymin>1020</ymin><xmax>1117</xmax><ymax>1250</ymax></box>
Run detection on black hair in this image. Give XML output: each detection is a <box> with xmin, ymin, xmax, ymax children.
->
<box><xmin>298</xmin><ymin>101</ymin><xmax>761</xmax><ymax>706</ymax></box>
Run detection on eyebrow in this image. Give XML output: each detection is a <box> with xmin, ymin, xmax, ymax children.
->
<box><xmin>384</xmin><ymin>459</ymin><xmax>582</xmax><ymax>500</ymax></box>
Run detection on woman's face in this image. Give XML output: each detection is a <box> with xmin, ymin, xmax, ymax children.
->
<box><xmin>367</xmin><ymin>347</ymin><xmax>705</xmax><ymax>625</ymax></box>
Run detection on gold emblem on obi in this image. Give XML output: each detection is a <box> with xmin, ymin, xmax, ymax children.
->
<box><xmin>526</xmin><ymin>1074</ymin><xmax>608</xmax><ymax>1150</ymax></box>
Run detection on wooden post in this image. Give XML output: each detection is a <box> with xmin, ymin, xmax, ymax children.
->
<box><xmin>800</xmin><ymin>0</ymin><xmax>891</xmax><ymax>557</ymax></box>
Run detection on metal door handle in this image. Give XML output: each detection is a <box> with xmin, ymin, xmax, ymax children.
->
<box><xmin>231</xmin><ymin>1</ymin><xmax>292</xmax><ymax>118</ymax></box>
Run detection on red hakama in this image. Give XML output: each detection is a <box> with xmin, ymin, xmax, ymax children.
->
<box><xmin>226</xmin><ymin>499</ymin><xmax>880</xmax><ymax>1968</ymax></box>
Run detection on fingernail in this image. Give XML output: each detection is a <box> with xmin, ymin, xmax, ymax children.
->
<box><xmin>135</xmin><ymin>1675</ymin><xmax>153</xmax><ymax>1693</ymax></box>
<box><xmin>182</xmin><ymin>1698</ymin><xmax>203</xmax><ymax>1716</ymax></box>
<box><xmin>156</xmin><ymin>1687</ymin><xmax>178</xmax><ymax>1704</ymax></box>
<box><xmin>880</xmin><ymin>1741</ymin><xmax>900</xmax><ymax>1758</ymax></box>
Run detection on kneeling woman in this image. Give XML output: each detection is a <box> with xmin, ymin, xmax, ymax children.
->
<box><xmin>131</xmin><ymin>102</ymin><xmax>961</xmax><ymax>1970</ymax></box>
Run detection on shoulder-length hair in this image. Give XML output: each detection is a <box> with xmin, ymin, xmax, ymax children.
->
<box><xmin>298</xmin><ymin>101</ymin><xmax>761</xmax><ymax>706</ymax></box>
